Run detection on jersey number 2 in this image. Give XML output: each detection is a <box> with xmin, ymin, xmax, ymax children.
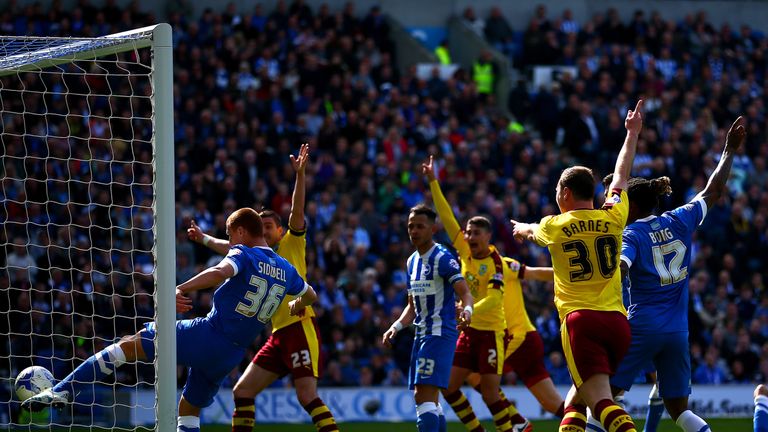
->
<box><xmin>652</xmin><ymin>240</ymin><xmax>688</xmax><ymax>285</ymax></box>
<box><xmin>235</xmin><ymin>275</ymin><xmax>286</xmax><ymax>323</ymax></box>
<box><xmin>562</xmin><ymin>235</ymin><xmax>618</xmax><ymax>281</ymax></box>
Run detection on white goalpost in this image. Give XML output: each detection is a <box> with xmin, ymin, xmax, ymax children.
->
<box><xmin>0</xmin><ymin>24</ymin><xmax>175</xmax><ymax>431</ymax></box>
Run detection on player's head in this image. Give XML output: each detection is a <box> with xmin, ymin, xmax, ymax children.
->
<box><xmin>464</xmin><ymin>216</ymin><xmax>492</xmax><ymax>258</ymax></box>
<box><xmin>556</xmin><ymin>166</ymin><xmax>595</xmax><ymax>212</ymax></box>
<box><xmin>626</xmin><ymin>176</ymin><xmax>673</xmax><ymax>222</ymax></box>
<box><xmin>226</xmin><ymin>208</ymin><xmax>263</xmax><ymax>246</ymax></box>
<box><xmin>407</xmin><ymin>204</ymin><xmax>437</xmax><ymax>250</ymax></box>
<box><xmin>258</xmin><ymin>209</ymin><xmax>284</xmax><ymax>247</ymax></box>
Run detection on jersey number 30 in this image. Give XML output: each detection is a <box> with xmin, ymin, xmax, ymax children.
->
<box><xmin>562</xmin><ymin>235</ymin><xmax>618</xmax><ymax>282</ymax></box>
<box><xmin>235</xmin><ymin>275</ymin><xmax>286</xmax><ymax>323</ymax></box>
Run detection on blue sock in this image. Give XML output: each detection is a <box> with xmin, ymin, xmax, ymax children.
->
<box><xmin>437</xmin><ymin>403</ymin><xmax>447</xmax><ymax>432</ymax></box>
<box><xmin>53</xmin><ymin>344</ymin><xmax>126</xmax><ymax>401</ymax></box>
<box><xmin>178</xmin><ymin>426</ymin><xmax>199</xmax><ymax>432</ymax></box>
<box><xmin>755</xmin><ymin>395</ymin><xmax>768</xmax><ymax>432</ymax></box>
<box><xmin>416</xmin><ymin>402</ymin><xmax>440</xmax><ymax>432</ymax></box>
<box><xmin>645</xmin><ymin>385</ymin><xmax>664</xmax><ymax>432</ymax></box>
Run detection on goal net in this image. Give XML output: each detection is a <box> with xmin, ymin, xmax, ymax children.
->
<box><xmin>0</xmin><ymin>25</ymin><xmax>176</xmax><ymax>431</ymax></box>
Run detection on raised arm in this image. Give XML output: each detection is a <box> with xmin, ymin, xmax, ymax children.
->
<box><xmin>609</xmin><ymin>99</ymin><xmax>644</xmax><ymax>192</ymax></box>
<box><xmin>695</xmin><ymin>116</ymin><xmax>746</xmax><ymax>208</ymax></box>
<box><xmin>187</xmin><ymin>220</ymin><xmax>230</xmax><ymax>255</ymax></box>
<box><xmin>288</xmin><ymin>143</ymin><xmax>310</xmax><ymax>232</ymax></box>
<box><xmin>423</xmin><ymin>156</ymin><xmax>467</xmax><ymax>254</ymax></box>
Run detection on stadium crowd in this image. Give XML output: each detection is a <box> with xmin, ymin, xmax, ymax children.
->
<box><xmin>1</xmin><ymin>0</ymin><xmax>768</xmax><ymax>400</ymax></box>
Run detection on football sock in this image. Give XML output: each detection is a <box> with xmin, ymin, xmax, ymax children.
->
<box><xmin>53</xmin><ymin>343</ymin><xmax>126</xmax><ymax>400</ymax></box>
<box><xmin>560</xmin><ymin>403</ymin><xmax>587</xmax><ymax>432</ymax></box>
<box><xmin>645</xmin><ymin>384</ymin><xmax>664</xmax><ymax>432</ymax></box>
<box><xmin>304</xmin><ymin>397</ymin><xmax>339</xmax><ymax>431</ymax></box>
<box><xmin>178</xmin><ymin>415</ymin><xmax>200</xmax><ymax>432</ymax></box>
<box><xmin>675</xmin><ymin>410</ymin><xmax>709</xmax><ymax>432</ymax></box>
<box><xmin>755</xmin><ymin>394</ymin><xmax>768</xmax><ymax>432</ymax></box>
<box><xmin>444</xmin><ymin>390</ymin><xmax>483</xmax><ymax>432</ymax></box>
<box><xmin>416</xmin><ymin>401</ymin><xmax>440</xmax><ymax>432</ymax></box>
<box><xmin>231</xmin><ymin>397</ymin><xmax>255</xmax><ymax>432</ymax></box>
<box><xmin>473</xmin><ymin>384</ymin><xmax>526</xmax><ymax>426</ymax></box>
<box><xmin>594</xmin><ymin>398</ymin><xmax>636</xmax><ymax>432</ymax></box>
<box><xmin>489</xmin><ymin>399</ymin><xmax>513</xmax><ymax>432</ymax></box>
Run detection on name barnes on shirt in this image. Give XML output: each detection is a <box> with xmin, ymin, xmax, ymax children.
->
<box><xmin>561</xmin><ymin>219</ymin><xmax>612</xmax><ymax>237</ymax></box>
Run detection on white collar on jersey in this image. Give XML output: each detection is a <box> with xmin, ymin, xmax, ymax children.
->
<box><xmin>419</xmin><ymin>243</ymin><xmax>437</xmax><ymax>257</ymax></box>
<box><xmin>636</xmin><ymin>215</ymin><xmax>657</xmax><ymax>223</ymax></box>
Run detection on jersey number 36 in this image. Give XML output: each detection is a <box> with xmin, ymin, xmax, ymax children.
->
<box><xmin>236</xmin><ymin>275</ymin><xmax>285</xmax><ymax>323</ymax></box>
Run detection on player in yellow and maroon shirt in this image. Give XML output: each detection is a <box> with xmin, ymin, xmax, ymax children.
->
<box><xmin>187</xmin><ymin>144</ymin><xmax>338</xmax><ymax>432</ymax></box>
<box><xmin>424</xmin><ymin>157</ymin><xmax>560</xmax><ymax>432</ymax></box>
<box><xmin>511</xmin><ymin>100</ymin><xmax>644</xmax><ymax>432</ymax></box>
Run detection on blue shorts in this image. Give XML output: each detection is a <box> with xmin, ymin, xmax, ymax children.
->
<box><xmin>408</xmin><ymin>334</ymin><xmax>457</xmax><ymax>390</ymax></box>
<box><xmin>142</xmin><ymin>318</ymin><xmax>246</xmax><ymax>408</ymax></box>
<box><xmin>611</xmin><ymin>331</ymin><xmax>690</xmax><ymax>398</ymax></box>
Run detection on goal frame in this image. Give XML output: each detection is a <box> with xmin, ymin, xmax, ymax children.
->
<box><xmin>0</xmin><ymin>24</ymin><xmax>176</xmax><ymax>431</ymax></box>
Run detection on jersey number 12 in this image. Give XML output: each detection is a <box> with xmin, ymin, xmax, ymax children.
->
<box><xmin>652</xmin><ymin>240</ymin><xmax>688</xmax><ymax>285</ymax></box>
<box><xmin>236</xmin><ymin>275</ymin><xmax>286</xmax><ymax>323</ymax></box>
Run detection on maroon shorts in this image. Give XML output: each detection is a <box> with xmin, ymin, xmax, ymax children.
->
<box><xmin>561</xmin><ymin>310</ymin><xmax>630</xmax><ymax>387</ymax></box>
<box><xmin>253</xmin><ymin>318</ymin><xmax>322</xmax><ymax>380</ymax></box>
<box><xmin>453</xmin><ymin>327</ymin><xmax>505</xmax><ymax>375</ymax></box>
<box><xmin>503</xmin><ymin>330</ymin><xmax>551</xmax><ymax>388</ymax></box>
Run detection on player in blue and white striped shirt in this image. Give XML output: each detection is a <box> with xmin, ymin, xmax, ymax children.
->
<box><xmin>383</xmin><ymin>204</ymin><xmax>473</xmax><ymax>432</ymax></box>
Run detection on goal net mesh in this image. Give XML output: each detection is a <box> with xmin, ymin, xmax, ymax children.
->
<box><xmin>0</xmin><ymin>33</ymin><xmax>160</xmax><ymax>429</ymax></box>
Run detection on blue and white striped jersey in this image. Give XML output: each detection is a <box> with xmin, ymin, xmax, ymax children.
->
<box><xmin>406</xmin><ymin>243</ymin><xmax>464</xmax><ymax>338</ymax></box>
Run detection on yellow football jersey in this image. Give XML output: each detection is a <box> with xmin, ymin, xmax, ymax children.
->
<box><xmin>533</xmin><ymin>189</ymin><xmax>629</xmax><ymax>318</ymax></box>
<box><xmin>431</xmin><ymin>179</ymin><xmax>507</xmax><ymax>332</ymax></box>
<box><xmin>501</xmin><ymin>257</ymin><xmax>536</xmax><ymax>336</ymax></box>
<box><xmin>271</xmin><ymin>228</ymin><xmax>315</xmax><ymax>332</ymax></box>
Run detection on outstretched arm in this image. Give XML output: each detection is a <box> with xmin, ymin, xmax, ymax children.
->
<box><xmin>522</xmin><ymin>266</ymin><xmax>554</xmax><ymax>281</ymax></box>
<box><xmin>609</xmin><ymin>99</ymin><xmax>644</xmax><ymax>192</ymax></box>
<box><xmin>509</xmin><ymin>220</ymin><xmax>539</xmax><ymax>244</ymax></box>
<box><xmin>695</xmin><ymin>116</ymin><xmax>746</xmax><ymax>208</ymax></box>
<box><xmin>177</xmin><ymin>261</ymin><xmax>234</xmax><ymax>294</ymax></box>
<box><xmin>187</xmin><ymin>220</ymin><xmax>230</xmax><ymax>255</ymax></box>
<box><xmin>175</xmin><ymin>260</ymin><xmax>235</xmax><ymax>313</ymax></box>
<box><xmin>288</xmin><ymin>143</ymin><xmax>310</xmax><ymax>232</ymax></box>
